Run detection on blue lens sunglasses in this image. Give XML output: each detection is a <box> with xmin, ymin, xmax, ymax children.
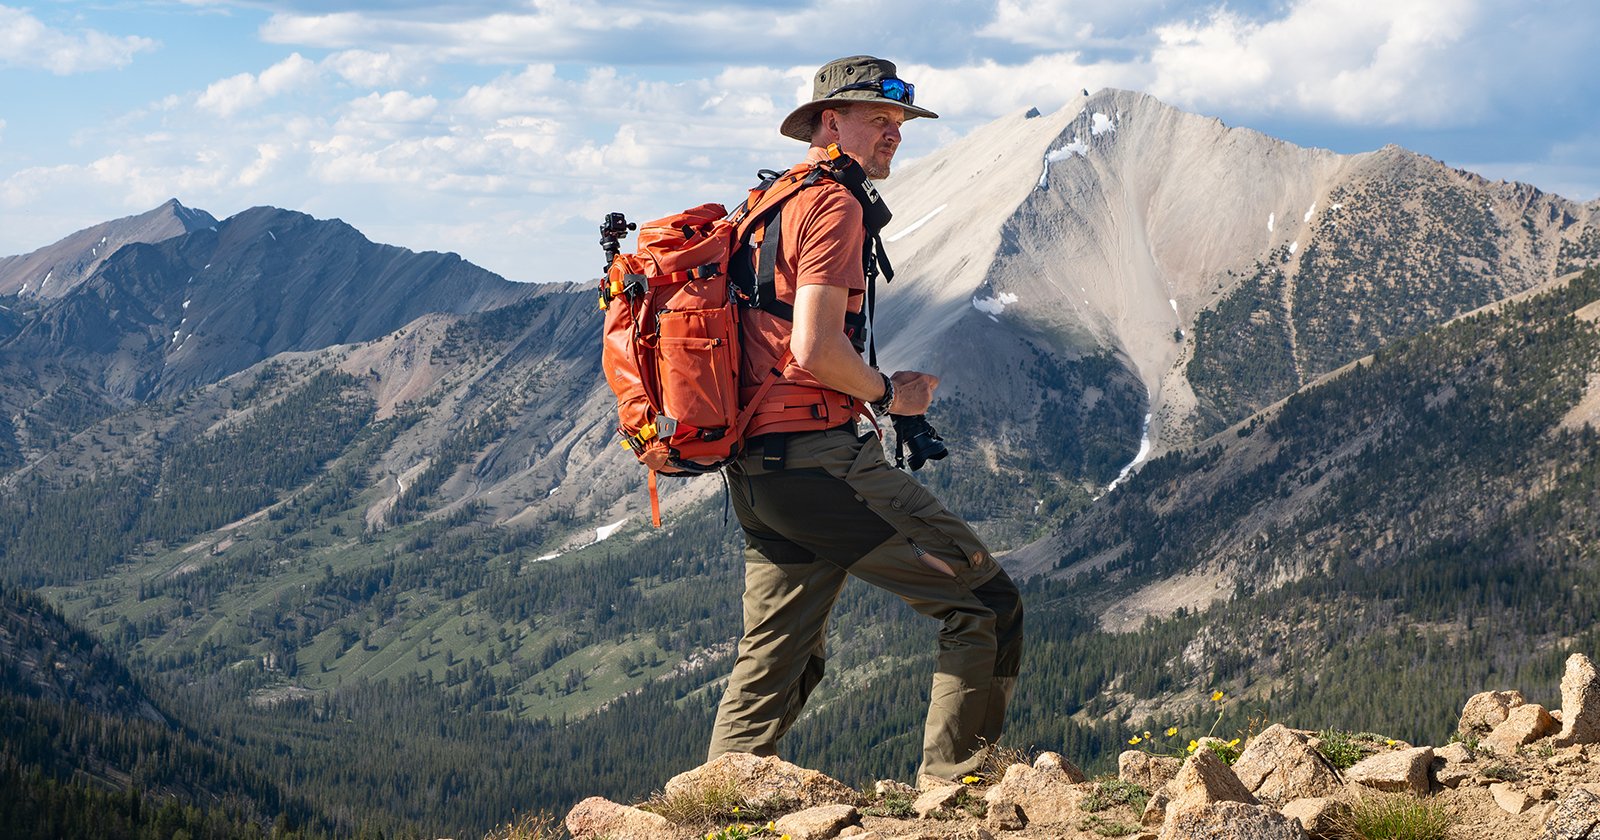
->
<box><xmin>826</xmin><ymin>77</ymin><xmax>915</xmax><ymax>106</ymax></box>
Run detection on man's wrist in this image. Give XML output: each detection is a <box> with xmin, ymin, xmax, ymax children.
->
<box><xmin>869</xmin><ymin>370</ymin><xmax>894</xmax><ymax>415</ymax></box>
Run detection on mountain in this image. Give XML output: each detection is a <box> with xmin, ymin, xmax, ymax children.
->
<box><xmin>0</xmin><ymin>583</ymin><xmax>333</xmax><ymax>837</ymax></box>
<box><xmin>0</xmin><ymin>203</ymin><xmax>535</xmax><ymax>471</ymax></box>
<box><xmin>3</xmin><ymin>89</ymin><xmax>1600</xmax><ymax>835</ymax></box>
<box><xmin>0</xmin><ymin>199</ymin><xmax>217</xmax><ymax>300</ymax></box>
<box><xmin>875</xmin><ymin>89</ymin><xmax>1600</xmax><ymax>466</ymax></box>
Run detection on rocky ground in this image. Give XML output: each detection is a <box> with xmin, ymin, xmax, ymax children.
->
<box><xmin>561</xmin><ymin>653</ymin><xmax>1600</xmax><ymax>839</ymax></box>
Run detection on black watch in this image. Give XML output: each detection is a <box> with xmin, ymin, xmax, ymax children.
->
<box><xmin>869</xmin><ymin>371</ymin><xmax>894</xmax><ymax>415</ymax></box>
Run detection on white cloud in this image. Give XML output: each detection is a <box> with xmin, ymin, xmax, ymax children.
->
<box><xmin>197</xmin><ymin>53</ymin><xmax>320</xmax><ymax>117</ymax></box>
<box><xmin>324</xmin><ymin>49</ymin><xmax>418</xmax><ymax>88</ymax></box>
<box><xmin>0</xmin><ymin>5</ymin><xmax>156</xmax><ymax>74</ymax></box>
<box><xmin>0</xmin><ymin>119</ymin><xmax>6</xmax><ymax>143</ymax></box>
<box><xmin>1148</xmin><ymin>0</ymin><xmax>1483</xmax><ymax>125</ymax></box>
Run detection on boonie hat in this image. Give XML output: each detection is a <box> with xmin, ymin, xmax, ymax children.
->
<box><xmin>781</xmin><ymin>55</ymin><xmax>939</xmax><ymax>142</ymax></box>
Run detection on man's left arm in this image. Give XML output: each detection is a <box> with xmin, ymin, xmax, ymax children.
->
<box><xmin>790</xmin><ymin>283</ymin><xmax>938</xmax><ymax>415</ymax></box>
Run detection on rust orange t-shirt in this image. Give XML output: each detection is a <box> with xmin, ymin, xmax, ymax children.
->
<box><xmin>739</xmin><ymin>148</ymin><xmax>869</xmax><ymax>430</ymax></box>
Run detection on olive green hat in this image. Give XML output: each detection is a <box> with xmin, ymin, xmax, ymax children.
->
<box><xmin>780</xmin><ymin>55</ymin><xmax>939</xmax><ymax>142</ymax></box>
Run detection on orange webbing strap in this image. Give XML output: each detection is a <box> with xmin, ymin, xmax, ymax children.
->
<box><xmin>732</xmin><ymin>348</ymin><xmax>796</xmax><ymax>441</ymax></box>
<box><xmin>648</xmin><ymin>469</ymin><xmax>661</xmax><ymax>527</ymax></box>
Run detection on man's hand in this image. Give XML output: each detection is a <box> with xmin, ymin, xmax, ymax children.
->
<box><xmin>888</xmin><ymin>370</ymin><xmax>938</xmax><ymax>415</ymax></box>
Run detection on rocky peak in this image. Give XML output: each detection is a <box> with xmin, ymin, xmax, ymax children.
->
<box><xmin>0</xmin><ymin>199</ymin><xmax>217</xmax><ymax>299</ymax></box>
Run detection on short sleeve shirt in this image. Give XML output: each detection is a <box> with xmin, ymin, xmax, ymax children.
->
<box><xmin>739</xmin><ymin>147</ymin><xmax>868</xmax><ymax>395</ymax></box>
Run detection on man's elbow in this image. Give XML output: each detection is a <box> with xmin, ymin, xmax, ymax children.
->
<box><xmin>790</xmin><ymin>333</ymin><xmax>827</xmax><ymax>372</ymax></box>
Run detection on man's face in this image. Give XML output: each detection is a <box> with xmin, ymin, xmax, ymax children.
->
<box><xmin>826</xmin><ymin>102</ymin><xmax>904</xmax><ymax>180</ymax></box>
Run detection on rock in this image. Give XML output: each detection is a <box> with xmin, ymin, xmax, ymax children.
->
<box><xmin>1281</xmin><ymin>796</ymin><xmax>1350</xmax><ymax>838</ymax></box>
<box><xmin>1032</xmin><ymin>751</ymin><xmax>1087</xmax><ymax>782</ymax></box>
<box><xmin>1166</xmin><ymin>747</ymin><xmax>1259</xmax><ymax>815</ymax></box>
<box><xmin>1231</xmin><ymin>723</ymin><xmax>1343</xmax><ymax>804</ymax></box>
<box><xmin>1432</xmin><ymin>742</ymin><xmax>1475</xmax><ymax>789</ymax></box>
<box><xmin>1157</xmin><ymin>800</ymin><xmax>1306</xmax><ymax>840</ymax></box>
<box><xmin>874</xmin><ymin>779</ymin><xmax>916</xmax><ymax>799</ymax></box>
<box><xmin>985</xmin><ymin>799</ymin><xmax>1026</xmax><ymax>831</ymax></box>
<box><xmin>774</xmin><ymin>804</ymin><xmax>860</xmax><ymax>840</ymax></box>
<box><xmin>837</xmin><ymin>828</ymin><xmax>866</xmax><ymax>838</ymax></box>
<box><xmin>564</xmin><ymin>796</ymin><xmax>675</xmax><ymax>840</ymax></box>
<box><xmin>664</xmin><ymin>753</ymin><xmax>857</xmax><ymax>812</ymax></box>
<box><xmin>1557</xmin><ymin>653</ymin><xmax>1600</xmax><ymax>747</ymax></box>
<box><xmin>1120</xmin><ymin>750</ymin><xmax>1182</xmax><ymax>792</ymax></box>
<box><xmin>912</xmin><ymin>783</ymin><xmax>965</xmax><ymax>818</ymax></box>
<box><xmin>1141</xmin><ymin>787</ymin><xmax>1172</xmax><ymax>827</ymax></box>
<box><xmin>1345</xmin><ymin>747</ymin><xmax>1433</xmax><ymax>797</ymax></box>
<box><xmin>981</xmin><ymin>762</ymin><xmax>1086</xmax><ymax>826</ymax></box>
<box><xmin>1484</xmin><ymin>704</ymin><xmax>1560</xmax><ymax>754</ymax></box>
<box><xmin>1542</xmin><ymin>787</ymin><xmax>1600</xmax><ymax>839</ymax></box>
<box><xmin>1492</xmin><ymin>782</ymin><xmax>1537</xmax><ymax>814</ymax></box>
<box><xmin>1460</xmin><ymin>689</ymin><xmax>1527</xmax><ymax>735</ymax></box>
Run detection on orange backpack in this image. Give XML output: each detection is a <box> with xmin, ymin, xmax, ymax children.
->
<box><xmin>599</xmin><ymin>150</ymin><xmax>892</xmax><ymax>525</ymax></box>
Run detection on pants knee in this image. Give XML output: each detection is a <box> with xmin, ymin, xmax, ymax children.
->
<box><xmin>972</xmin><ymin>572</ymin><xmax>1024</xmax><ymax>677</ymax></box>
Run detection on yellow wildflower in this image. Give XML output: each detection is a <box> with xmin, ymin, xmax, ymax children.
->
<box><xmin>1129</xmin><ymin>735</ymin><xmax>1142</xmax><ymax>745</ymax></box>
<box><xmin>1187</xmin><ymin>740</ymin><xmax>1199</xmax><ymax>753</ymax></box>
<box><xmin>1166</xmin><ymin>726</ymin><xmax>1179</xmax><ymax>737</ymax></box>
<box><xmin>962</xmin><ymin>775</ymin><xmax>981</xmax><ymax>784</ymax></box>
<box><xmin>1211</xmin><ymin>690</ymin><xmax>1225</xmax><ymax>702</ymax></box>
<box><xmin>1229</xmin><ymin>738</ymin><xmax>1241</xmax><ymax>747</ymax></box>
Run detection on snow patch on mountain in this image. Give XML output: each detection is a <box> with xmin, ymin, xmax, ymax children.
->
<box><xmin>887</xmin><ymin>204</ymin><xmax>947</xmax><ymax>243</ymax></box>
<box><xmin>973</xmin><ymin>292</ymin><xmax>1019</xmax><ymax>318</ymax></box>
<box><xmin>1037</xmin><ymin>140</ymin><xmax>1089</xmax><ymax>189</ymax></box>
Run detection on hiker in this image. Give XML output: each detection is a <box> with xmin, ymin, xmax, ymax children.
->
<box><xmin>707</xmin><ymin>56</ymin><xmax>1025</xmax><ymax>782</ymax></box>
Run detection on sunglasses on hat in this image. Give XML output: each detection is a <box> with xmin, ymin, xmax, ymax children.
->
<box><xmin>825</xmin><ymin>77</ymin><xmax>915</xmax><ymax>106</ymax></box>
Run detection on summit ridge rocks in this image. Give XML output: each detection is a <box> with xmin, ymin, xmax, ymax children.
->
<box><xmin>564</xmin><ymin>657</ymin><xmax>1600</xmax><ymax>839</ymax></box>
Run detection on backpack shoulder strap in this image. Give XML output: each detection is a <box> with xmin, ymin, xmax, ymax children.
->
<box><xmin>727</xmin><ymin>163</ymin><xmax>867</xmax><ymax>336</ymax></box>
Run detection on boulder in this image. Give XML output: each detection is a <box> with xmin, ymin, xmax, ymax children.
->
<box><xmin>564</xmin><ymin>796</ymin><xmax>676</xmax><ymax>840</ymax></box>
<box><xmin>1166</xmin><ymin>747</ymin><xmax>1259</xmax><ymax>816</ymax></box>
<box><xmin>1484</xmin><ymin>704</ymin><xmax>1559</xmax><ymax>754</ymax></box>
<box><xmin>1157</xmin><ymin>800</ymin><xmax>1306</xmax><ymax>840</ymax></box>
<box><xmin>1543</xmin><ymin>787</ymin><xmax>1600</xmax><ymax>840</ymax></box>
<box><xmin>664</xmin><ymin>753</ymin><xmax>857</xmax><ymax>812</ymax></box>
<box><xmin>911</xmin><ymin>783</ymin><xmax>965</xmax><ymax>818</ymax></box>
<box><xmin>1032</xmin><ymin>750</ymin><xmax>1087</xmax><ymax>782</ymax></box>
<box><xmin>1141</xmin><ymin>787</ymin><xmax>1172</xmax><ymax>828</ymax></box>
<box><xmin>981</xmin><ymin>762</ymin><xmax>1087</xmax><ymax>827</ymax></box>
<box><xmin>1120</xmin><ymin>750</ymin><xmax>1182</xmax><ymax>792</ymax></box>
<box><xmin>1344</xmin><ymin>747</ymin><xmax>1433</xmax><ymax>797</ymax></box>
<box><xmin>1281</xmin><ymin>796</ymin><xmax>1350</xmax><ymax>839</ymax></box>
<box><xmin>985</xmin><ymin>799</ymin><xmax>1026</xmax><ymax>832</ymax></box>
<box><xmin>1231</xmin><ymin>724</ymin><xmax>1343</xmax><ymax>804</ymax></box>
<box><xmin>774</xmin><ymin>804</ymin><xmax>860</xmax><ymax>840</ymax></box>
<box><xmin>1459</xmin><ymin>689</ymin><xmax>1527</xmax><ymax>735</ymax></box>
<box><xmin>874</xmin><ymin>779</ymin><xmax>916</xmax><ymax>799</ymax></box>
<box><xmin>1556</xmin><ymin>653</ymin><xmax>1600</xmax><ymax>747</ymax></box>
<box><xmin>1492</xmin><ymin>782</ymin><xmax>1537</xmax><ymax>814</ymax></box>
<box><xmin>1431</xmin><ymin>742</ymin><xmax>1475</xmax><ymax>789</ymax></box>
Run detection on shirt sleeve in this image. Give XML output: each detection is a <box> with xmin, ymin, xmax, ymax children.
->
<box><xmin>790</xmin><ymin>184</ymin><xmax>867</xmax><ymax>292</ymax></box>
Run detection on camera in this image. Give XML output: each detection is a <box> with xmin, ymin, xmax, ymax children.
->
<box><xmin>891</xmin><ymin>413</ymin><xmax>948</xmax><ymax>471</ymax></box>
<box><xmin>599</xmin><ymin>212</ymin><xmax>636</xmax><ymax>270</ymax></box>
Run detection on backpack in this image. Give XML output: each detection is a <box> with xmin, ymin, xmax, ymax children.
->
<box><xmin>599</xmin><ymin>146</ymin><xmax>893</xmax><ymax>525</ymax></box>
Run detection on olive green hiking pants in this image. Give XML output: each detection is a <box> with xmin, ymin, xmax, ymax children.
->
<box><xmin>707</xmin><ymin>427</ymin><xmax>1024</xmax><ymax>780</ymax></box>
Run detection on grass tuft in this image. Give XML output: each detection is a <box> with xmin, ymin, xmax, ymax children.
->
<box><xmin>1333</xmin><ymin>794</ymin><xmax>1452</xmax><ymax>840</ymax></box>
<box><xmin>1316</xmin><ymin>728</ymin><xmax>1367</xmax><ymax>770</ymax></box>
<box><xmin>1081</xmin><ymin>777</ymin><xmax>1150</xmax><ymax>815</ymax></box>
<box><xmin>640</xmin><ymin>779</ymin><xmax>774</xmax><ymax>827</ymax></box>
<box><xmin>483</xmin><ymin>810</ymin><xmax>563</xmax><ymax>840</ymax></box>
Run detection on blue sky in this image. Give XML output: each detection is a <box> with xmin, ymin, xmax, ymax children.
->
<box><xmin>2</xmin><ymin>0</ymin><xmax>1597</xmax><ymax>283</ymax></box>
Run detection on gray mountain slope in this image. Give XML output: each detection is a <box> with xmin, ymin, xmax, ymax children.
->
<box><xmin>0</xmin><ymin>199</ymin><xmax>217</xmax><ymax>299</ymax></box>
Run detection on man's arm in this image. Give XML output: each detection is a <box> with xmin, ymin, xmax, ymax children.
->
<box><xmin>791</xmin><ymin>283</ymin><xmax>938</xmax><ymax>415</ymax></box>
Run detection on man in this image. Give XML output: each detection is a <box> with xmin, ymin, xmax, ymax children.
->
<box><xmin>707</xmin><ymin>56</ymin><xmax>1025</xmax><ymax>782</ymax></box>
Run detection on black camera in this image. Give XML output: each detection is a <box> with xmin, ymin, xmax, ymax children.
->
<box><xmin>891</xmin><ymin>413</ymin><xmax>948</xmax><ymax>471</ymax></box>
<box><xmin>599</xmin><ymin>212</ymin><xmax>635</xmax><ymax>271</ymax></box>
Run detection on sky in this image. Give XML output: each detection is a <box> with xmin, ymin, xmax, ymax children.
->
<box><xmin>1</xmin><ymin>1</ymin><xmax>1597</xmax><ymax>284</ymax></box>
